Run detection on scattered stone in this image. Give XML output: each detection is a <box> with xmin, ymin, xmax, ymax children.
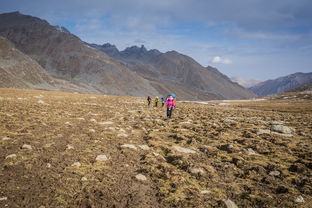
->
<box><xmin>71</xmin><ymin>162</ymin><xmax>81</xmax><ymax>167</ymax></box>
<box><xmin>271</xmin><ymin>125</ymin><xmax>292</xmax><ymax>134</ymax></box>
<box><xmin>0</xmin><ymin>196</ymin><xmax>8</xmax><ymax>201</ymax></box>
<box><xmin>65</xmin><ymin>121</ymin><xmax>71</xmax><ymax>125</ymax></box>
<box><xmin>89</xmin><ymin>129</ymin><xmax>96</xmax><ymax>133</ymax></box>
<box><xmin>2</xmin><ymin>136</ymin><xmax>11</xmax><ymax>141</ymax></box>
<box><xmin>247</xmin><ymin>148</ymin><xmax>256</xmax><ymax>155</ymax></box>
<box><xmin>81</xmin><ymin>177</ymin><xmax>88</xmax><ymax>181</ymax></box>
<box><xmin>118</xmin><ymin>128</ymin><xmax>126</xmax><ymax>133</ymax></box>
<box><xmin>37</xmin><ymin>100</ymin><xmax>45</xmax><ymax>104</ymax></box>
<box><xmin>271</xmin><ymin>132</ymin><xmax>293</xmax><ymax>137</ymax></box>
<box><xmin>22</xmin><ymin>144</ymin><xmax>32</xmax><ymax>150</ymax></box>
<box><xmin>223</xmin><ymin>119</ymin><xmax>237</xmax><ymax>124</ymax></box>
<box><xmin>66</xmin><ymin>144</ymin><xmax>74</xmax><ymax>150</ymax></box>
<box><xmin>200</xmin><ymin>190</ymin><xmax>211</xmax><ymax>194</ymax></box>
<box><xmin>98</xmin><ymin>121</ymin><xmax>114</xmax><ymax>125</ymax></box>
<box><xmin>33</xmin><ymin>95</ymin><xmax>44</xmax><ymax>98</ymax></box>
<box><xmin>294</xmin><ymin>195</ymin><xmax>305</xmax><ymax>203</ymax></box>
<box><xmin>257</xmin><ymin>129</ymin><xmax>271</xmax><ymax>135</ymax></box>
<box><xmin>138</xmin><ymin>145</ymin><xmax>150</xmax><ymax>150</ymax></box>
<box><xmin>222</xmin><ymin>199</ymin><xmax>238</xmax><ymax>208</ymax></box>
<box><xmin>96</xmin><ymin>154</ymin><xmax>108</xmax><ymax>161</ymax></box>
<box><xmin>90</xmin><ymin>119</ymin><xmax>97</xmax><ymax>122</ymax></box>
<box><xmin>135</xmin><ymin>174</ymin><xmax>147</xmax><ymax>181</ymax></box>
<box><xmin>268</xmin><ymin>120</ymin><xmax>284</xmax><ymax>125</ymax></box>
<box><xmin>121</xmin><ymin>144</ymin><xmax>137</xmax><ymax>150</ymax></box>
<box><xmin>107</xmin><ymin>127</ymin><xmax>116</xmax><ymax>131</ymax></box>
<box><xmin>47</xmin><ymin>163</ymin><xmax>52</xmax><ymax>168</ymax></box>
<box><xmin>117</xmin><ymin>133</ymin><xmax>128</xmax><ymax>137</ymax></box>
<box><xmin>189</xmin><ymin>168</ymin><xmax>206</xmax><ymax>175</ymax></box>
<box><xmin>5</xmin><ymin>154</ymin><xmax>17</xmax><ymax>159</ymax></box>
<box><xmin>269</xmin><ymin>170</ymin><xmax>280</xmax><ymax>176</ymax></box>
<box><xmin>173</xmin><ymin>146</ymin><xmax>196</xmax><ymax>154</ymax></box>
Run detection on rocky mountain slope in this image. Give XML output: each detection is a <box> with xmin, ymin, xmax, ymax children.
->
<box><xmin>0</xmin><ymin>11</ymin><xmax>254</xmax><ymax>100</ymax></box>
<box><xmin>248</xmin><ymin>72</ymin><xmax>312</xmax><ymax>96</ymax></box>
<box><xmin>0</xmin><ymin>88</ymin><xmax>311</xmax><ymax>207</ymax></box>
<box><xmin>0</xmin><ymin>36</ymin><xmax>99</xmax><ymax>93</ymax></box>
<box><xmin>0</xmin><ymin>12</ymin><xmax>158</xmax><ymax>97</ymax></box>
<box><xmin>288</xmin><ymin>81</ymin><xmax>312</xmax><ymax>92</ymax></box>
<box><xmin>88</xmin><ymin>43</ymin><xmax>255</xmax><ymax>100</ymax></box>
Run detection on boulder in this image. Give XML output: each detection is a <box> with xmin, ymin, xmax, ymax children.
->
<box><xmin>271</xmin><ymin>125</ymin><xmax>292</xmax><ymax>134</ymax></box>
<box><xmin>173</xmin><ymin>146</ymin><xmax>196</xmax><ymax>154</ymax></box>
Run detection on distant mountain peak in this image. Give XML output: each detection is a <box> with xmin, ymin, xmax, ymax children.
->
<box><xmin>249</xmin><ymin>72</ymin><xmax>312</xmax><ymax>96</ymax></box>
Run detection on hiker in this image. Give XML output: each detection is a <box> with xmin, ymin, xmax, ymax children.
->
<box><xmin>147</xmin><ymin>96</ymin><xmax>152</xmax><ymax>106</ymax></box>
<box><xmin>161</xmin><ymin>97</ymin><xmax>165</xmax><ymax>107</ymax></box>
<box><xmin>166</xmin><ymin>95</ymin><xmax>176</xmax><ymax>119</ymax></box>
<box><xmin>154</xmin><ymin>96</ymin><xmax>160</xmax><ymax>107</ymax></box>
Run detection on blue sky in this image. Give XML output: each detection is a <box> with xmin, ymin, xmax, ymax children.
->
<box><xmin>1</xmin><ymin>0</ymin><xmax>312</xmax><ymax>81</ymax></box>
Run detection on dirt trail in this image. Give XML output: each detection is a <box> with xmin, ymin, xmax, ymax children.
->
<box><xmin>0</xmin><ymin>88</ymin><xmax>311</xmax><ymax>208</ymax></box>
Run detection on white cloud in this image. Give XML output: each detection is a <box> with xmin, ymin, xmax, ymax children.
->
<box><xmin>211</xmin><ymin>56</ymin><xmax>232</xmax><ymax>64</ymax></box>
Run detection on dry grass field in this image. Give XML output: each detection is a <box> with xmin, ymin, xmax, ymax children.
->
<box><xmin>0</xmin><ymin>88</ymin><xmax>311</xmax><ymax>208</ymax></box>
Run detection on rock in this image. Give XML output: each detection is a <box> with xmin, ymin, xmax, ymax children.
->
<box><xmin>247</xmin><ymin>148</ymin><xmax>256</xmax><ymax>155</ymax></box>
<box><xmin>152</xmin><ymin>152</ymin><xmax>166</xmax><ymax>160</ymax></box>
<box><xmin>222</xmin><ymin>199</ymin><xmax>238</xmax><ymax>208</ymax></box>
<box><xmin>219</xmin><ymin>144</ymin><xmax>234</xmax><ymax>153</ymax></box>
<box><xmin>66</xmin><ymin>144</ymin><xmax>74</xmax><ymax>150</ymax></box>
<box><xmin>294</xmin><ymin>195</ymin><xmax>305</xmax><ymax>203</ymax></box>
<box><xmin>5</xmin><ymin>154</ymin><xmax>17</xmax><ymax>159</ymax></box>
<box><xmin>89</xmin><ymin>129</ymin><xmax>96</xmax><ymax>133</ymax></box>
<box><xmin>98</xmin><ymin>121</ymin><xmax>114</xmax><ymax>125</ymax></box>
<box><xmin>37</xmin><ymin>100</ymin><xmax>45</xmax><ymax>104</ymax></box>
<box><xmin>232</xmin><ymin>156</ymin><xmax>245</xmax><ymax>167</ymax></box>
<box><xmin>117</xmin><ymin>133</ymin><xmax>128</xmax><ymax>137</ymax></box>
<box><xmin>271</xmin><ymin>125</ymin><xmax>292</xmax><ymax>134</ymax></box>
<box><xmin>223</xmin><ymin>119</ymin><xmax>237</xmax><ymax>124</ymax></box>
<box><xmin>22</xmin><ymin>144</ymin><xmax>32</xmax><ymax>150</ymax></box>
<box><xmin>65</xmin><ymin>121</ymin><xmax>71</xmax><ymax>125</ymax></box>
<box><xmin>47</xmin><ymin>163</ymin><xmax>52</xmax><ymax>168</ymax></box>
<box><xmin>121</xmin><ymin>144</ymin><xmax>137</xmax><ymax>150</ymax></box>
<box><xmin>257</xmin><ymin>129</ymin><xmax>271</xmax><ymax>135</ymax></box>
<box><xmin>173</xmin><ymin>146</ymin><xmax>196</xmax><ymax>154</ymax></box>
<box><xmin>135</xmin><ymin>174</ymin><xmax>147</xmax><ymax>181</ymax></box>
<box><xmin>268</xmin><ymin>120</ymin><xmax>284</xmax><ymax>125</ymax></box>
<box><xmin>2</xmin><ymin>136</ymin><xmax>11</xmax><ymax>141</ymax></box>
<box><xmin>189</xmin><ymin>168</ymin><xmax>206</xmax><ymax>175</ymax></box>
<box><xmin>81</xmin><ymin>177</ymin><xmax>88</xmax><ymax>181</ymax></box>
<box><xmin>0</xmin><ymin>196</ymin><xmax>8</xmax><ymax>201</ymax></box>
<box><xmin>90</xmin><ymin>119</ymin><xmax>97</xmax><ymax>122</ymax></box>
<box><xmin>71</xmin><ymin>162</ymin><xmax>81</xmax><ymax>167</ymax></box>
<box><xmin>269</xmin><ymin>170</ymin><xmax>280</xmax><ymax>176</ymax></box>
<box><xmin>138</xmin><ymin>145</ymin><xmax>150</xmax><ymax>150</ymax></box>
<box><xmin>200</xmin><ymin>190</ymin><xmax>211</xmax><ymax>194</ymax></box>
<box><xmin>96</xmin><ymin>154</ymin><xmax>108</xmax><ymax>161</ymax></box>
<box><xmin>199</xmin><ymin>145</ymin><xmax>218</xmax><ymax>153</ymax></box>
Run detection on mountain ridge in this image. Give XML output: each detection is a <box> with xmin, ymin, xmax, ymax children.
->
<box><xmin>248</xmin><ymin>72</ymin><xmax>312</xmax><ymax>96</ymax></box>
<box><xmin>0</xmin><ymin>11</ymin><xmax>254</xmax><ymax>100</ymax></box>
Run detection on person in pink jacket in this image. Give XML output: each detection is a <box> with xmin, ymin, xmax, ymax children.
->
<box><xmin>166</xmin><ymin>96</ymin><xmax>176</xmax><ymax>119</ymax></box>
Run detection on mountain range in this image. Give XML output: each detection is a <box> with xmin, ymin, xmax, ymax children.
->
<box><xmin>0</xmin><ymin>11</ymin><xmax>255</xmax><ymax>100</ymax></box>
<box><xmin>248</xmin><ymin>72</ymin><xmax>312</xmax><ymax>96</ymax></box>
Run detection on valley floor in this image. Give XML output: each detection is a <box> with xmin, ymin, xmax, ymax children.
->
<box><xmin>0</xmin><ymin>88</ymin><xmax>311</xmax><ymax>208</ymax></box>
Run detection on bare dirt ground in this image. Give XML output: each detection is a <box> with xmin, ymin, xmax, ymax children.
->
<box><xmin>0</xmin><ymin>88</ymin><xmax>311</xmax><ymax>208</ymax></box>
